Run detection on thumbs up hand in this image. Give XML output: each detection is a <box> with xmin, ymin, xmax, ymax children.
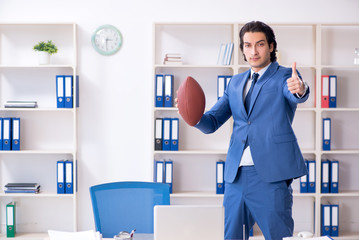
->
<box><xmin>287</xmin><ymin>62</ymin><xmax>305</xmax><ymax>96</ymax></box>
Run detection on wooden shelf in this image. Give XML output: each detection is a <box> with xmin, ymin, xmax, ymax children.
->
<box><xmin>0</xmin><ymin>23</ymin><xmax>78</xmax><ymax>233</ymax></box>
<box><xmin>0</xmin><ymin>192</ymin><xmax>75</xmax><ymax>198</ymax></box>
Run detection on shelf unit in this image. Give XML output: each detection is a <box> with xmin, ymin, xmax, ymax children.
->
<box><xmin>0</xmin><ymin>23</ymin><xmax>78</xmax><ymax>239</ymax></box>
<box><xmin>152</xmin><ymin>23</ymin><xmax>359</xmax><ymax>239</ymax></box>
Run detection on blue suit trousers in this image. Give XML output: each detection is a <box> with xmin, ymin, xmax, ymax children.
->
<box><xmin>223</xmin><ymin>166</ymin><xmax>294</xmax><ymax>240</ymax></box>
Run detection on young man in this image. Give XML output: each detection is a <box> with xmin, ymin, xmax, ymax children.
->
<box><xmin>194</xmin><ymin>21</ymin><xmax>310</xmax><ymax>239</ymax></box>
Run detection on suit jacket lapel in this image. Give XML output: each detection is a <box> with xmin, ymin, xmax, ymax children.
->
<box><xmin>247</xmin><ymin>62</ymin><xmax>279</xmax><ymax>116</ymax></box>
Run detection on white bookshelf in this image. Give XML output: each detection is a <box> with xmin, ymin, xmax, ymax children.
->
<box><xmin>152</xmin><ymin>22</ymin><xmax>359</xmax><ymax>238</ymax></box>
<box><xmin>0</xmin><ymin>23</ymin><xmax>78</xmax><ymax>239</ymax></box>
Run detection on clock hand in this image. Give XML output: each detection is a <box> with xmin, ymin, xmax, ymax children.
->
<box><xmin>105</xmin><ymin>38</ymin><xmax>109</xmax><ymax>51</ymax></box>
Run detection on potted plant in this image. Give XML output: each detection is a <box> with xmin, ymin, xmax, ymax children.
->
<box><xmin>33</xmin><ymin>40</ymin><xmax>58</xmax><ymax>64</ymax></box>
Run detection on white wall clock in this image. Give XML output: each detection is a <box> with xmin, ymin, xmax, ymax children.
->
<box><xmin>91</xmin><ymin>24</ymin><xmax>123</xmax><ymax>56</ymax></box>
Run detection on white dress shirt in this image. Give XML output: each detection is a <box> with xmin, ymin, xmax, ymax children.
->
<box><xmin>239</xmin><ymin>63</ymin><xmax>271</xmax><ymax>166</ymax></box>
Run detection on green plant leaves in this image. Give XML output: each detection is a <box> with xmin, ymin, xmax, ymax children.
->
<box><xmin>33</xmin><ymin>40</ymin><xmax>58</xmax><ymax>55</ymax></box>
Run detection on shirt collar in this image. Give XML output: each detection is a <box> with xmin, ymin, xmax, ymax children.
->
<box><xmin>250</xmin><ymin>62</ymin><xmax>272</xmax><ymax>79</ymax></box>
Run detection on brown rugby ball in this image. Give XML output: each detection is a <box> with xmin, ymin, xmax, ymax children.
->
<box><xmin>177</xmin><ymin>76</ymin><xmax>205</xmax><ymax>126</ymax></box>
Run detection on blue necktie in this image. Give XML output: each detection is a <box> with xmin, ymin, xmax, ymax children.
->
<box><xmin>244</xmin><ymin>73</ymin><xmax>259</xmax><ymax>114</ymax></box>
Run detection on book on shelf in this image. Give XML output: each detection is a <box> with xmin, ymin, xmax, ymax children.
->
<box><xmin>163</xmin><ymin>53</ymin><xmax>182</xmax><ymax>65</ymax></box>
<box><xmin>165</xmin><ymin>53</ymin><xmax>181</xmax><ymax>58</ymax></box>
<box><xmin>5</xmin><ymin>189</ymin><xmax>40</xmax><ymax>194</ymax></box>
<box><xmin>217</xmin><ymin>42</ymin><xmax>234</xmax><ymax>65</ymax></box>
<box><xmin>4</xmin><ymin>183</ymin><xmax>41</xmax><ymax>193</ymax></box>
<box><xmin>4</xmin><ymin>101</ymin><xmax>38</xmax><ymax>108</ymax></box>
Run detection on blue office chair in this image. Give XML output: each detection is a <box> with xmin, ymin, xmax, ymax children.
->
<box><xmin>89</xmin><ymin>181</ymin><xmax>170</xmax><ymax>238</ymax></box>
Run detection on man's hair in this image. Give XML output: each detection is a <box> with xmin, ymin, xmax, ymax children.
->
<box><xmin>239</xmin><ymin>21</ymin><xmax>277</xmax><ymax>62</ymax></box>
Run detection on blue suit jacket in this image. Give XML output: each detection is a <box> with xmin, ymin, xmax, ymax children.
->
<box><xmin>195</xmin><ymin>62</ymin><xmax>310</xmax><ymax>183</ymax></box>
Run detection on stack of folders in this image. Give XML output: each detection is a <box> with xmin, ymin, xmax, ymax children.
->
<box><xmin>0</xmin><ymin>118</ymin><xmax>20</xmax><ymax>151</ymax></box>
<box><xmin>217</xmin><ymin>42</ymin><xmax>234</xmax><ymax>65</ymax></box>
<box><xmin>57</xmin><ymin>160</ymin><xmax>75</xmax><ymax>194</ymax></box>
<box><xmin>154</xmin><ymin>160</ymin><xmax>173</xmax><ymax>193</ymax></box>
<box><xmin>321</xmin><ymin>160</ymin><xmax>339</xmax><ymax>193</ymax></box>
<box><xmin>6</xmin><ymin>202</ymin><xmax>16</xmax><ymax>238</ymax></box>
<box><xmin>300</xmin><ymin>159</ymin><xmax>316</xmax><ymax>193</ymax></box>
<box><xmin>56</xmin><ymin>75</ymin><xmax>80</xmax><ymax>108</ymax></box>
<box><xmin>4</xmin><ymin>183</ymin><xmax>40</xmax><ymax>194</ymax></box>
<box><xmin>322</xmin><ymin>118</ymin><xmax>331</xmax><ymax>151</ymax></box>
<box><xmin>216</xmin><ymin>160</ymin><xmax>225</xmax><ymax>194</ymax></box>
<box><xmin>321</xmin><ymin>203</ymin><xmax>339</xmax><ymax>237</ymax></box>
<box><xmin>321</xmin><ymin>75</ymin><xmax>337</xmax><ymax>108</ymax></box>
<box><xmin>155</xmin><ymin>74</ymin><xmax>174</xmax><ymax>107</ymax></box>
<box><xmin>217</xmin><ymin>75</ymin><xmax>232</xmax><ymax>100</ymax></box>
<box><xmin>163</xmin><ymin>53</ymin><xmax>182</xmax><ymax>65</ymax></box>
<box><xmin>155</xmin><ymin>118</ymin><xmax>179</xmax><ymax>151</ymax></box>
<box><xmin>4</xmin><ymin>101</ymin><xmax>38</xmax><ymax>108</ymax></box>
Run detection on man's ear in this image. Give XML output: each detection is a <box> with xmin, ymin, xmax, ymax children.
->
<box><xmin>269</xmin><ymin>43</ymin><xmax>274</xmax><ymax>52</ymax></box>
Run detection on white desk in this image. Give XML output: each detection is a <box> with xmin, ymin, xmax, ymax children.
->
<box><xmin>104</xmin><ymin>234</ymin><xmax>153</xmax><ymax>240</ymax></box>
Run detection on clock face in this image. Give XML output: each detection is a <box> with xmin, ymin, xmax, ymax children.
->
<box><xmin>92</xmin><ymin>25</ymin><xmax>122</xmax><ymax>55</ymax></box>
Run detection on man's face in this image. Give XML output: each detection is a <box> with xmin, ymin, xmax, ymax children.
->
<box><xmin>242</xmin><ymin>31</ymin><xmax>273</xmax><ymax>72</ymax></box>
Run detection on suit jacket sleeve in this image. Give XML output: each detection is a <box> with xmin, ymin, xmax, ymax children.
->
<box><xmin>194</xmin><ymin>87</ymin><xmax>232</xmax><ymax>134</ymax></box>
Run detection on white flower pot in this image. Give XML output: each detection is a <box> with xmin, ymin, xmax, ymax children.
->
<box><xmin>38</xmin><ymin>51</ymin><xmax>51</xmax><ymax>65</ymax></box>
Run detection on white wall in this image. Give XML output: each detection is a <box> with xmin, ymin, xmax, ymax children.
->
<box><xmin>1</xmin><ymin>0</ymin><xmax>359</xmax><ymax>231</ymax></box>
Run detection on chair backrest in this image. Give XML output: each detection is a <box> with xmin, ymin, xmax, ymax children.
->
<box><xmin>89</xmin><ymin>181</ymin><xmax>170</xmax><ymax>238</ymax></box>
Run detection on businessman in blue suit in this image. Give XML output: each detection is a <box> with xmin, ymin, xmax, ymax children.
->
<box><xmin>194</xmin><ymin>21</ymin><xmax>309</xmax><ymax>240</ymax></box>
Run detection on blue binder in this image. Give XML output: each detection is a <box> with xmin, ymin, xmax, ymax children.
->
<box><xmin>308</xmin><ymin>160</ymin><xmax>316</xmax><ymax>193</ymax></box>
<box><xmin>330</xmin><ymin>160</ymin><xmax>339</xmax><ymax>193</ymax></box>
<box><xmin>321</xmin><ymin>159</ymin><xmax>330</xmax><ymax>193</ymax></box>
<box><xmin>329</xmin><ymin>75</ymin><xmax>337</xmax><ymax>108</ymax></box>
<box><xmin>164</xmin><ymin>160</ymin><xmax>173</xmax><ymax>193</ymax></box>
<box><xmin>225</xmin><ymin>76</ymin><xmax>232</xmax><ymax>88</ymax></box>
<box><xmin>321</xmin><ymin>204</ymin><xmax>331</xmax><ymax>236</ymax></box>
<box><xmin>331</xmin><ymin>204</ymin><xmax>339</xmax><ymax>236</ymax></box>
<box><xmin>56</xmin><ymin>75</ymin><xmax>65</xmax><ymax>108</ymax></box>
<box><xmin>300</xmin><ymin>160</ymin><xmax>308</xmax><ymax>193</ymax></box>
<box><xmin>154</xmin><ymin>160</ymin><xmax>164</xmax><ymax>183</ymax></box>
<box><xmin>57</xmin><ymin>160</ymin><xmax>65</xmax><ymax>194</ymax></box>
<box><xmin>216</xmin><ymin>160</ymin><xmax>225</xmax><ymax>194</ymax></box>
<box><xmin>3</xmin><ymin>118</ymin><xmax>12</xmax><ymax>151</ymax></box>
<box><xmin>164</xmin><ymin>75</ymin><xmax>173</xmax><ymax>107</ymax></box>
<box><xmin>162</xmin><ymin>118</ymin><xmax>171</xmax><ymax>151</ymax></box>
<box><xmin>0</xmin><ymin>118</ymin><xmax>3</xmax><ymax>150</ymax></box>
<box><xmin>64</xmin><ymin>75</ymin><xmax>73</xmax><ymax>108</ymax></box>
<box><xmin>74</xmin><ymin>75</ymin><xmax>80</xmax><ymax>108</ymax></box>
<box><xmin>65</xmin><ymin>160</ymin><xmax>73</xmax><ymax>194</ymax></box>
<box><xmin>155</xmin><ymin>74</ymin><xmax>164</xmax><ymax>107</ymax></box>
<box><xmin>217</xmin><ymin>75</ymin><xmax>226</xmax><ymax>100</ymax></box>
<box><xmin>170</xmin><ymin>118</ymin><xmax>179</xmax><ymax>151</ymax></box>
<box><xmin>11</xmin><ymin>118</ymin><xmax>20</xmax><ymax>151</ymax></box>
<box><xmin>323</xmin><ymin>118</ymin><xmax>331</xmax><ymax>151</ymax></box>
